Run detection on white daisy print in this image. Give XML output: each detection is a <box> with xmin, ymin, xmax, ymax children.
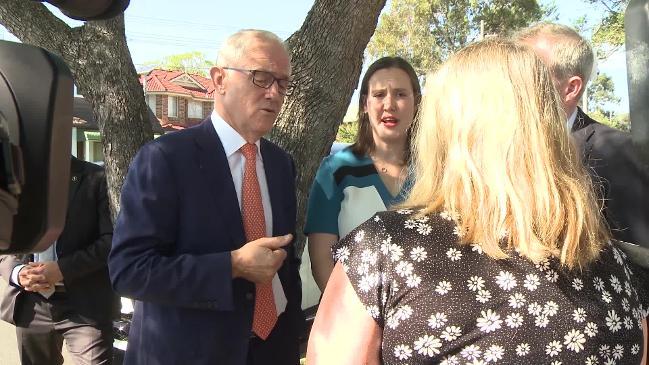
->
<box><xmin>446</xmin><ymin>248</ymin><xmax>462</xmax><ymax>261</ymax></box>
<box><xmin>605</xmin><ymin>310</ymin><xmax>622</xmax><ymax>332</ymax></box>
<box><xmin>366</xmin><ymin>305</ymin><xmax>380</xmax><ymax>319</ymax></box>
<box><xmin>359</xmin><ymin>273</ymin><xmax>379</xmax><ymax>292</ymax></box>
<box><xmin>543</xmin><ymin>301</ymin><xmax>559</xmax><ymax>317</ymax></box>
<box><xmin>334</xmin><ymin>246</ymin><xmax>350</xmax><ymax>262</ymax></box>
<box><xmin>609</xmin><ymin>275</ymin><xmax>622</xmax><ymax>293</ymax></box>
<box><xmin>550</xmin><ymin>362</ymin><xmax>562</xmax><ymax>365</ymax></box>
<box><xmin>496</xmin><ymin>271</ymin><xmax>517</xmax><ymax>291</ymax></box>
<box><xmin>467</xmin><ymin>276</ymin><xmax>485</xmax><ymax>291</ymax></box>
<box><xmin>621</xmin><ymin>298</ymin><xmax>630</xmax><ymax>312</ymax></box>
<box><xmin>428</xmin><ymin>312</ymin><xmax>448</xmax><ymax>329</ymax></box>
<box><xmin>477</xmin><ymin>309</ymin><xmax>502</xmax><ymax>333</ymax></box>
<box><xmin>417</xmin><ymin>224</ymin><xmax>432</xmax><ymax>235</ymax></box>
<box><xmin>471</xmin><ymin>244</ymin><xmax>484</xmax><ymax>254</ymax></box>
<box><xmin>505</xmin><ymin>313</ymin><xmax>524</xmax><ymax>328</ymax></box>
<box><xmin>452</xmin><ymin>225</ymin><xmax>465</xmax><ymax>237</ymax></box>
<box><xmin>631</xmin><ymin>344</ymin><xmax>640</xmax><ymax>355</ymax></box>
<box><xmin>353</xmin><ymin>230</ymin><xmax>365</xmax><ymax>242</ymax></box>
<box><xmin>388</xmin><ymin>244</ymin><xmax>404</xmax><ymax>262</ymax></box>
<box><xmin>572</xmin><ymin>308</ymin><xmax>586</xmax><ymax>323</ymax></box>
<box><xmin>396</xmin><ymin>208</ymin><xmax>412</xmax><ymax>215</ymax></box>
<box><xmin>356</xmin><ymin>263</ymin><xmax>370</xmax><ymax>276</ymax></box>
<box><xmin>624</xmin><ymin>316</ymin><xmax>634</xmax><ymax>330</ymax></box>
<box><xmin>441</xmin><ymin>326</ymin><xmax>462</xmax><ymax>341</ymax></box>
<box><xmin>612</xmin><ymin>344</ymin><xmax>624</xmax><ymax>360</ymax></box>
<box><xmin>379</xmin><ymin>236</ymin><xmax>392</xmax><ymax>254</ymax></box>
<box><xmin>508</xmin><ymin>293</ymin><xmax>526</xmax><ymax>308</ymax></box>
<box><xmin>536</xmin><ymin>258</ymin><xmax>551</xmax><ymax>271</ymax></box>
<box><xmin>360</xmin><ymin>249</ymin><xmax>378</xmax><ymax>264</ymax></box>
<box><xmin>601</xmin><ymin>290</ymin><xmax>612</xmax><ymax>304</ymax></box>
<box><xmin>563</xmin><ymin>329</ymin><xmax>586</xmax><ymax>353</ymax></box>
<box><xmin>584</xmin><ymin>322</ymin><xmax>598</xmax><ymax>337</ymax></box>
<box><xmin>440</xmin><ymin>355</ymin><xmax>460</xmax><ymax>365</ymax></box>
<box><xmin>406</xmin><ymin>274</ymin><xmax>422</xmax><ymax>288</ymax></box>
<box><xmin>483</xmin><ymin>345</ymin><xmax>505</xmax><ymax>363</ymax></box>
<box><xmin>440</xmin><ymin>210</ymin><xmax>458</xmax><ymax>221</ymax></box>
<box><xmin>545</xmin><ymin>270</ymin><xmax>559</xmax><ymax>283</ymax></box>
<box><xmin>523</xmin><ymin>274</ymin><xmax>540</xmax><ymax>291</ymax></box>
<box><xmin>404</xmin><ymin>219</ymin><xmax>418</xmax><ymax>229</ymax></box>
<box><xmin>395</xmin><ymin>261</ymin><xmax>414</xmax><ymax>277</ymax></box>
<box><xmin>599</xmin><ymin>345</ymin><xmax>611</xmax><ymax>359</ymax></box>
<box><xmin>373</xmin><ymin>215</ymin><xmax>381</xmax><ymax>222</ymax></box>
<box><xmin>460</xmin><ymin>345</ymin><xmax>482</xmax><ymax>360</ymax></box>
<box><xmin>413</xmin><ymin>335</ymin><xmax>442</xmax><ymax>357</ymax></box>
<box><xmin>546</xmin><ymin>340</ymin><xmax>562</xmax><ymax>357</ymax></box>
<box><xmin>393</xmin><ymin>344</ymin><xmax>412</xmax><ymax>360</ymax></box>
<box><xmin>585</xmin><ymin>355</ymin><xmax>599</xmax><ymax>365</ymax></box>
<box><xmin>395</xmin><ymin>305</ymin><xmax>413</xmax><ymax>321</ymax></box>
<box><xmin>603</xmin><ymin>357</ymin><xmax>615</xmax><ymax>365</ymax></box>
<box><xmin>410</xmin><ymin>246</ymin><xmax>427</xmax><ymax>262</ymax></box>
<box><xmin>435</xmin><ymin>281</ymin><xmax>452</xmax><ymax>295</ymax></box>
<box><xmin>535</xmin><ymin>314</ymin><xmax>549</xmax><ymax>328</ymax></box>
<box><xmin>516</xmin><ymin>343</ymin><xmax>530</xmax><ymax>356</ymax></box>
<box><xmin>612</xmin><ymin>246</ymin><xmax>624</xmax><ymax>264</ymax></box>
<box><xmin>572</xmin><ymin>278</ymin><xmax>584</xmax><ymax>291</ymax></box>
<box><xmin>593</xmin><ymin>277</ymin><xmax>605</xmax><ymax>292</ymax></box>
<box><xmin>476</xmin><ymin>289</ymin><xmax>492</xmax><ymax>303</ymax></box>
<box><xmin>527</xmin><ymin>302</ymin><xmax>542</xmax><ymax>316</ymax></box>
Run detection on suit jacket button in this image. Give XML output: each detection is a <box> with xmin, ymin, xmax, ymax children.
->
<box><xmin>245</xmin><ymin>292</ymin><xmax>253</xmax><ymax>300</ymax></box>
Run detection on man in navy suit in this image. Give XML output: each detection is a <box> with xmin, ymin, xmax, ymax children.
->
<box><xmin>517</xmin><ymin>23</ymin><xmax>649</xmax><ymax>248</ymax></box>
<box><xmin>108</xmin><ymin>29</ymin><xmax>304</xmax><ymax>365</ymax></box>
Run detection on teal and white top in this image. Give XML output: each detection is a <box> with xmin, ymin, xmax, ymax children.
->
<box><xmin>304</xmin><ymin>147</ymin><xmax>411</xmax><ymax>239</ymax></box>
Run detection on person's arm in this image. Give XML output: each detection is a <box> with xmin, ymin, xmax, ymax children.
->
<box><xmin>308</xmin><ymin>232</ymin><xmax>338</xmax><ymax>291</ymax></box>
<box><xmin>306</xmin><ymin>262</ymin><xmax>382</xmax><ymax>365</ymax></box>
<box><xmin>57</xmin><ymin>170</ymin><xmax>113</xmax><ymax>282</ymax></box>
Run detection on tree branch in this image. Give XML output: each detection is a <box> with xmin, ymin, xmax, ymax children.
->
<box><xmin>0</xmin><ymin>0</ymin><xmax>76</xmax><ymax>59</ymax></box>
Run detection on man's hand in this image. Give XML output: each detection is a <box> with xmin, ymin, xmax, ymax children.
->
<box><xmin>19</xmin><ymin>261</ymin><xmax>64</xmax><ymax>291</ymax></box>
<box><xmin>17</xmin><ymin>264</ymin><xmax>50</xmax><ymax>292</ymax></box>
<box><xmin>231</xmin><ymin>234</ymin><xmax>292</xmax><ymax>284</ymax></box>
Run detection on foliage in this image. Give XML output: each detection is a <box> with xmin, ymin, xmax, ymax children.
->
<box><xmin>336</xmin><ymin>121</ymin><xmax>358</xmax><ymax>143</ymax></box>
<box><xmin>580</xmin><ymin>0</ymin><xmax>628</xmax><ymax>59</ymax></box>
<box><xmin>143</xmin><ymin>51</ymin><xmax>214</xmax><ymax>77</ymax></box>
<box><xmin>587</xmin><ymin>73</ymin><xmax>621</xmax><ymax>113</ymax></box>
<box><xmin>367</xmin><ymin>0</ymin><xmax>553</xmax><ymax>75</ymax></box>
<box><xmin>590</xmin><ymin>110</ymin><xmax>630</xmax><ymax>131</ymax></box>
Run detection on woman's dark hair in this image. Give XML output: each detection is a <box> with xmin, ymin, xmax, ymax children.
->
<box><xmin>351</xmin><ymin>56</ymin><xmax>421</xmax><ymax>163</ymax></box>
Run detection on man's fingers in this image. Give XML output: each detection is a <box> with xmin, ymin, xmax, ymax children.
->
<box><xmin>256</xmin><ymin>234</ymin><xmax>292</xmax><ymax>250</ymax></box>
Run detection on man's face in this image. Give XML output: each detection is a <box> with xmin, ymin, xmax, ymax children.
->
<box><xmin>217</xmin><ymin>38</ymin><xmax>291</xmax><ymax>142</ymax></box>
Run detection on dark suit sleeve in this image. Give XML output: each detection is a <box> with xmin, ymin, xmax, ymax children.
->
<box><xmin>591</xmin><ymin>128</ymin><xmax>649</xmax><ymax>247</ymax></box>
<box><xmin>57</xmin><ymin>171</ymin><xmax>113</xmax><ymax>282</ymax></box>
<box><xmin>0</xmin><ymin>254</ymin><xmax>22</xmax><ymax>286</ymax></box>
<box><xmin>108</xmin><ymin>142</ymin><xmax>234</xmax><ymax>310</ymax></box>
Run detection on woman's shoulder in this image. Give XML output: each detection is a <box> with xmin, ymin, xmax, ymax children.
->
<box><xmin>321</xmin><ymin>147</ymin><xmax>371</xmax><ymax>170</ymax></box>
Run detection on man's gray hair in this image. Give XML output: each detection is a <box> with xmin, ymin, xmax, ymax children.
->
<box><xmin>514</xmin><ymin>22</ymin><xmax>594</xmax><ymax>86</ymax></box>
<box><xmin>216</xmin><ymin>29</ymin><xmax>289</xmax><ymax>67</ymax></box>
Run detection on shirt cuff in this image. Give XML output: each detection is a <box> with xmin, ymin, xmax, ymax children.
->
<box><xmin>10</xmin><ymin>264</ymin><xmax>26</xmax><ymax>288</ymax></box>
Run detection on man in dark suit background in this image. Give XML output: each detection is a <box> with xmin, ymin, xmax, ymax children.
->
<box><xmin>0</xmin><ymin>156</ymin><xmax>117</xmax><ymax>364</ymax></box>
<box><xmin>517</xmin><ymin>23</ymin><xmax>649</xmax><ymax>248</ymax></box>
<box><xmin>108</xmin><ymin>29</ymin><xmax>304</xmax><ymax>365</ymax></box>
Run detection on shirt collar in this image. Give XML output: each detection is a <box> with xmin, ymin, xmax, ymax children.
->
<box><xmin>566</xmin><ymin>108</ymin><xmax>578</xmax><ymax>132</ymax></box>
<box><xmin>211</xmin><ymin>110</ymin><xmax>261</xmax><ymax>158</ymax></box>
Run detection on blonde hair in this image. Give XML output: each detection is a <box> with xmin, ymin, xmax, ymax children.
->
<box><xmin>216</xmin><ymin>29</ymin><xmax>289</xmax><ymax>68</ymax></box>
<box><xmin>514</xmin><ymin>22</ymin><xmax>594</xmax><ymax>98</ymax></box>
<box><xmin>405</xmin><ymin>39</ymin><xmax>608</xmax><ymax>269</ymax></box>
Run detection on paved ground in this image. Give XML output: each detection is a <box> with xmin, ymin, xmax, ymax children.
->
<box><xmin>0</xmin><ymin>279</ymin><xmax>73</xmax><ymax>364</ymax></box>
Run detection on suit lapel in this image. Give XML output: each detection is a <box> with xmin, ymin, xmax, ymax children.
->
<box><xmin>193</xmin><ymin>120</ymin><xmax>246</xmax><ymax>248</ymax></box>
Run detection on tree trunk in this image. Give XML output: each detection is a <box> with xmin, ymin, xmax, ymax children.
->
<box><xmin>0</xmin><ymin>1</ymin><xmax>152</xmax><ymax>221</ymax></box>
<box><xmin>272</xmin><ymin>0</ymin><xmax>387</xmax><ymax>254</ymax></box>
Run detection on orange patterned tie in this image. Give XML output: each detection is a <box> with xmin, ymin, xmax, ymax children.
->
<box><xmin>240</xmin><ymin>143</ymin><xmax>277</xmax><ymax>340</ymax></box>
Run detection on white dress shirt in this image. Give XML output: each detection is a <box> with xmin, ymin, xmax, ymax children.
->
<box><xmin>567</xmin><ymin>108</ymin><xmax>578</xmax><ymax>132</ymax></box>
<box><xmin>210</xmin><ymin>110</ymin><xmax>287</xmax><ymax>315</ymax></box>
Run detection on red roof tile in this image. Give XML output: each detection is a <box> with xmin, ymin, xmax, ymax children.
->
<box><xmin>140</xmin><ymin>69</ymin><xmax>214</xmax><ymax>99</ymax></box>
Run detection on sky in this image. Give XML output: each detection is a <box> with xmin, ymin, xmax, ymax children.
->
<box><xmin>0</xmin><ymin>0</ymin><xmax>629</xmax><ymax>113</ymax></box>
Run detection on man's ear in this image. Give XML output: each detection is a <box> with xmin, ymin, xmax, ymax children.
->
<box><xmin>565</xmin><ymin>76</ymin><xmax>584</xmax><ymax>105</ymax></box>
<box><xmin>210</xmin><ymin>66</ymin><xmax>226</xmax><ymax>94</ymax></box>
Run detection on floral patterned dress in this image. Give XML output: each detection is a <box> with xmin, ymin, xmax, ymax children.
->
<box><xmin>333</xmin><ymin>209</ymin><xmax>649</xmax><ymax>365</ymax></box>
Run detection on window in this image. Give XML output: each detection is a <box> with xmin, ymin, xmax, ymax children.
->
<box><xmin>168</xmin><ymin>96</ymin><xmax>178</xmax><ymax>118</ymax></box>
<box><xmin>188</xmin><ymin>100</ymin><xmax>203</xmax><ymax>119</ymax></box>
<box><xmin>147</xmin><ymin>95</ymin><xmax>157</xmax><ymax>116</ymax></box>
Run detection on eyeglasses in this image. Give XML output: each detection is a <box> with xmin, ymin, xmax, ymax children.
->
<box><xmin>222</xmin><ymin>67</ymin><xmax>295</xmax><ymax>96</ymax></box>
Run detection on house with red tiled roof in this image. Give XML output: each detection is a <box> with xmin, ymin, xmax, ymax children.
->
<box><xmin>141</xmin><ymin>69</ymin><xmax>214</xmax><ymax>131</ymax></box>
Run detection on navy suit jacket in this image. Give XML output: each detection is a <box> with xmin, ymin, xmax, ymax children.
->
<box><xmin>109</xmin><ymin>120</ymin><xmax>304</xmax><ymax>365</ymax></box>
<box><xmin>572</xmin><ymin>108</ymin><xmax>649</xmax><ymax>247</ymax></box>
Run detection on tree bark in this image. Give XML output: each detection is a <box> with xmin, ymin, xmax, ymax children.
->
<box><xmin>272</xmin><ymin>0</ymin><xmax>387</xmax><ymax>254</ymax></box>
<box><xmin>0</xmin><ymin>0</ymin><xmax>152</xmax><ymax>221</ymax></box>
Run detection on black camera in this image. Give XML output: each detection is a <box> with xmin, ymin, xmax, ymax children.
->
<box><xmin>0</xmin><ymin>0</ymin><xmax>130</xmax><ymax>253</ymax></box>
